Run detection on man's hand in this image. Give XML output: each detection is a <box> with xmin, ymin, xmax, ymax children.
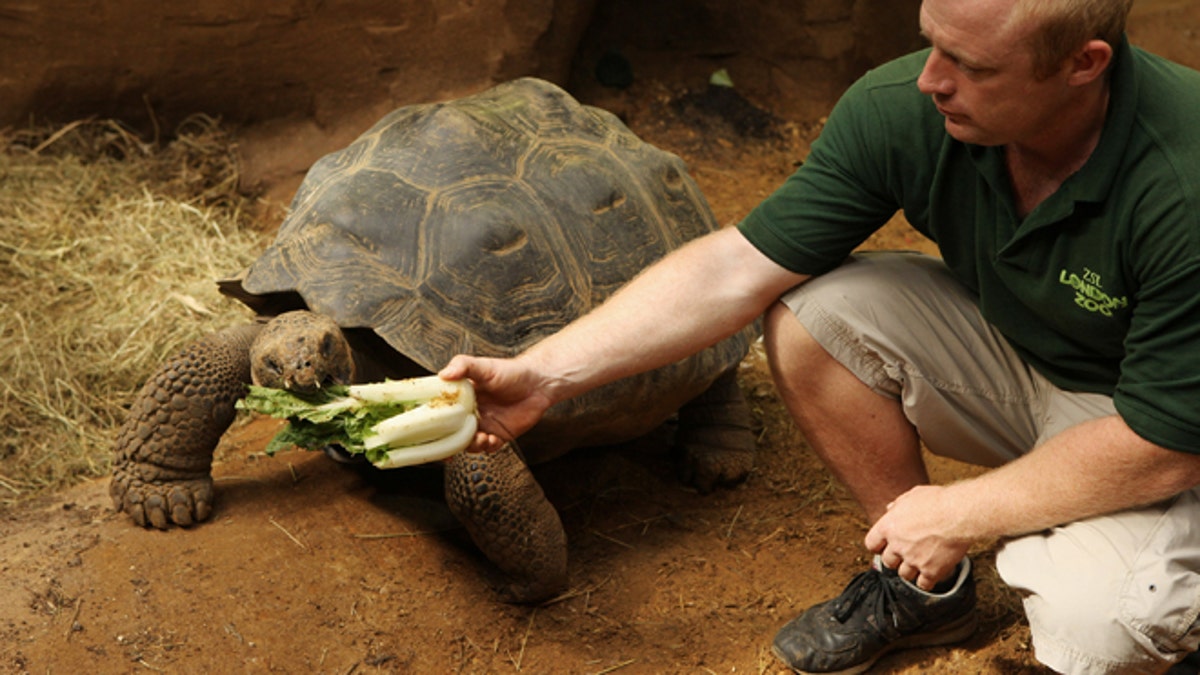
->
<box><xmin>439</xmin><ymin>355</ymin><xmax>555</xmax><ymax>453</ymax></box>
<box><xmin>864</xmin><ymin>484</ymin><xmax>972</xmax><ymax>591</ymax></box>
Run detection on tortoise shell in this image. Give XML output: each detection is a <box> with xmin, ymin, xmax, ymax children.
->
<box><xmin>221</xmin><ymin>77</ymin><xmax>754</xmax><ymax>454</ymax></box>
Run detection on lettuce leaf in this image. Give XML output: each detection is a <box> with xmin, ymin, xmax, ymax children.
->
<box><xmin>236</xmin><ymin>385</ymin><xmax>418</xmax><ymax>462</ymax></box>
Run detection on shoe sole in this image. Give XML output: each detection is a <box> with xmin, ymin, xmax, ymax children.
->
<box><xmin>773</xmin><ymin>609</ymin><xmax>980</xmax><ymax>675</ymax></box>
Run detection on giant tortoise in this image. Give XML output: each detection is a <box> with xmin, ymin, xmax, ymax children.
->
<box><xmin>110</xmin><ymin>77</ymin><xmax>759</xmax><ymax>603</ymax></box>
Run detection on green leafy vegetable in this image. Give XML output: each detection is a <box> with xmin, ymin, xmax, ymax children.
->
<box><xmin>235</xmin><ymin>376</ymin><xmax>478</xmax><ymax>468</ymax></box>
<box><xmin>237</xmin><ymin>384</ymin><xmax>417</xmax><ymax>463</ymax></box>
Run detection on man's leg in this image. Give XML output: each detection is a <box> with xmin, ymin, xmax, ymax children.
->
<box><xmin>763</xmin><ymin>300</ymin><xmax>926</xmax><ymax>522</ymax></box>
<box><xmin>763</xmin><ymin>252</ymin><xmax>1043</xmax><ymax>674</ymax></box>
<box><xmin>763</xmin><ymin>252</ymin><xmax>1200</xmax><ymax>674</ymax></box>
<box><xmin>764</xmin><ymin>253</ymin><xmax>1039</xmax><ymax>513</ymax></box>
<box><xmin>998</xmin><ymin>489</ymin><xmax>1200</xmax><ymax>674</ymax></box>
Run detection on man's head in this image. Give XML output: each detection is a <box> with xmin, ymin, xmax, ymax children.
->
<box><xmin>916</xmin><ymin>0</ymin><xmax>1129</xmax><ymax>147</ymax></box>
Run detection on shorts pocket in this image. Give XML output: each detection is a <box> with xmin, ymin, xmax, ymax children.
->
<box><xmin>1117</xmin><ymin>489</ymin><xmax>1200</xmax><ymax>654</ymax></box>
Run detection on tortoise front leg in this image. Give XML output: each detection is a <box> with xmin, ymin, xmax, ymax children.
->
<box><xmin>444</xmin><ymin>444</ymin><xmax>567</xmax><ymax>604</ymax></box>
<box><xmin>110</xmin><ymin>324</ymin><xmax>262</xmax><ymax>529</ymax></box>
<box><xmin>674</xmin><ymin>368</ymin><xmax>757</xmax><ymax>493</ymax></box>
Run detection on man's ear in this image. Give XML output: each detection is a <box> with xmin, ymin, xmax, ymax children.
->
<box><xmin>1068</xmin><ymin>39</ymin><xmax>1114</xmax><ymax>86</ymax></box>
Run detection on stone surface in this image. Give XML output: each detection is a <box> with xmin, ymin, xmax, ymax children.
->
<box><xmin>0</xmin><ymin>1</ymin><xmax>595</xmax><ymax>132</ymax></box>
<box><xmin>0</xmin><ymin>0</ymin><xmax>924</xmax><ymax>202</ymax></box>
<box><xmin>567</xmin><ymin>0</ymin><xmax>925</xmax><ymax>125</ymax></box>
<box><xmin>0</xmin><ymin>0</ymin><xmax>598</xmax><ymax>200</ymax></box>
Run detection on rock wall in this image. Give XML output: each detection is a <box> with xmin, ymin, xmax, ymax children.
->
<box><xmin>0</xmin><ymin>0</ymin><xmax>924</xmax><ymax>198</ymax></box>
<box><xmin>0</xmin><ymin>1</ymin><xmax>595</xmax><ymax>134</ymax></box>
<box><xmin>569</xmin><ymin>0</ymin><xmax>925</xmax><ymax>123</ymax></box>
<box><xmin>0</xmin><ymin>1</ymin><xmax>599</xmax><ymax>196</ymax></box>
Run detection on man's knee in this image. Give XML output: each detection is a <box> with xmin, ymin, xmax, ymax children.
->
<box><xmin>998</xmin><ymin>530</ymin><xmax>1200</xmax><ymax>673</ymax></box>
<box><xmin>762</xmin><ymin>298</ymin><xmax>840</xmax><ymax>406</ymax></box>
<box><xmin>1022</xmin><ymin>590</ymin><xmax>1169</xmax><ymax>673</ymax></box>
<box><xmin>763</xmin><ymin>300</ymin><xmax>821</xmax><ymax>362</ymax></box>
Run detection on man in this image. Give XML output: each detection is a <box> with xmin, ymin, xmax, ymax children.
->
<box><xmin>441</xmin><ymin>0</ymin><xmax>1200</xmax><ymax>672</ymax></box>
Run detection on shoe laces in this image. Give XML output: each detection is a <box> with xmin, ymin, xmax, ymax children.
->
<box><xmin>830</xmin><ymin>568</ymin><xmax>900</xmax><ymax>627</ymax></box>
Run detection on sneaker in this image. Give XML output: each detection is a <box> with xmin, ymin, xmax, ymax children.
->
<box><xmin>772</xmin><ymin>556</ymin><xmax>978</xmax><ymax>674</ymax></box>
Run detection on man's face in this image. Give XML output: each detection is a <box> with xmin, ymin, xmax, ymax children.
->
<box><xmin>916</xmin><ymin>0</ymin><xmax>1074</xmax><ymax>147</ymax></box>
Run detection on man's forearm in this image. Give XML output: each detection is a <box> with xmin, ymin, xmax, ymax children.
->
<box><xmin>518</xmin><ymin>227</ymin><xmax>807</xmax><ymax>405</ymax></box>
<box><xmin>949</xmin><ymin>414</ymin><xmax>1200</xmax><ymax>541</ymax></box>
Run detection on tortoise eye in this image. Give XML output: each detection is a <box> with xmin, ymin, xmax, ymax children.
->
<box><xmin>320</xmin><ymin>333</ymin><xmax>338</xmax><ymax>358</ymax></box>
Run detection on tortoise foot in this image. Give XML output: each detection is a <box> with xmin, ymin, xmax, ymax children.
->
<box><xmin>110</xmin><ymin>465</ymin><xmax>214</xmax><ymax>529</ymax></box>
<box><xmin>675</xmin><ymin>370</ymin><xmax>757</xmax><ymax>493</ymax></box>
<box><xmin>495</xmin><ymin>571</ymin><xmax>569</xmax><ymax>605</ymax></box>
<box><xmin>109</xmin><ymin>324</ymin><xmax>260</xmax><ymax>530</ymax></box>
<box><xmin>675</xmin><ymin>435</ymin><xmax>756</xmax><ymax>494</ymax></box>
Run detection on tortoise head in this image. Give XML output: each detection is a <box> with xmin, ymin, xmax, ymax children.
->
<box><xmin>250</xmin><ymin>310</ymin><xmax>355</xmax><ymax>393</ymax></box>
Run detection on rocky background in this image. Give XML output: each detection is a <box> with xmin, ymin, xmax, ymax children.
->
<box><xmin>1</xmin><ymin>0</ymin><xmax>924</xmax><ymax>200</ymax></box>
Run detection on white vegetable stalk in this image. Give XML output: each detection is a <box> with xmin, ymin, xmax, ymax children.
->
<box><xmin>363</xmin><ymin>396</ymin><xmax>471</xmax><ymax>450</ymax></box>
<box><xmin>374</xmin><ymin>414</ymin><xmax>478</xmax><ymax>470</ymax></box>
<box><xmin>349</xmin><ymin>376</ymin><xmax>473</xmax><ymax>405</ymax></box>
<box><xmin>352</xmin><ymin>376</ymin><xmax>478</xmax><ymax>468</ymax></box>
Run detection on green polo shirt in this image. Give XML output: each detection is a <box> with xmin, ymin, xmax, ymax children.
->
<box><xmin>738</xmin><ymin>37</ymin><xmax>1200</xmax><ymax>453</ymax></box>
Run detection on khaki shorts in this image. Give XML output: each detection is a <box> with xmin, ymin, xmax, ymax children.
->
<box><xmin>781</xmin><ymin>252</ymin><xmax>1200</xmax><ymax>674</ymax></box>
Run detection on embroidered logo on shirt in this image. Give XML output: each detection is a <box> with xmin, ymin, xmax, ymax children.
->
<box><xmin>1058</xmin><ymin>267</ymin><xmax>1128</xmax><ymax>317</ymax></box>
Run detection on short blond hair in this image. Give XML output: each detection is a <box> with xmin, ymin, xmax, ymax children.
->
<box><xmin>1012</xmin><ymin>0</ymin><xmax>1133</xmax><ymax>78</ymax></box>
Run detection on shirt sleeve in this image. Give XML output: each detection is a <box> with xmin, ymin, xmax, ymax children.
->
<box><xmin>737</xmin><ymin>71</ymin><xmax>909</xmax><ymax>275</ymax></box>
<box><xmin>1114</xmin><ymin>193</ymin><xmax>1200</xmax><ymax>453</ymax></box>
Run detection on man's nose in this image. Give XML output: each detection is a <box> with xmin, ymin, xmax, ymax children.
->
<box><xmin>917</xmin><ymin>48</ymin><xmax>954</xmax><ymax>97</ymax></box>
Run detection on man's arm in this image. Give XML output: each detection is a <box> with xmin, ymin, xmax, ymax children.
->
<box><xmin>441</xmin><ymin>226</ymin><xmax>808</xmax><ymax>444</ymax></box>
<box><xmin>866</xmin><ymin>414</ymin><xmax>1200</xmax><ymax>589</ymax></box>
<box><xmin>521</xmin><ymin>226</ymin><xmax>806</xmax><ymax>402</ymax></box>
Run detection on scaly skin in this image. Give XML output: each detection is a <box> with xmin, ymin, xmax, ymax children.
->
<box><xmin>674</xmin><ymin>369</ymin><xmax>757</xmax><ymax>493</ymax></box>
<box><xmin>110</xmin><ymin>324</ymin><xmax>262</xmax><ymax>529</ymax></box>
<box><xmin>444</xmin><ymin>443</ymin><xmax>567</xmax><ymax>604</ymax></box>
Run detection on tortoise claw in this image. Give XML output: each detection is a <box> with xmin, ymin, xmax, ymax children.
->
<box><xmin>111</xmin><ymin>470</ymin><xmax>214</xmax><ymax>529</ymax></box>
<box><xmin>497</xmin><ymin>577</ymin><xmax>567</xmax><ymax>605</ymax></box>
<box><xmin>676</xmin><ymin>441</ymin><xmax>756</xmax><ymax>494</ymax></box>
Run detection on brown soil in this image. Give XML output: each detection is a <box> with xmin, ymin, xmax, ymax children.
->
<box><xmin>4</xmin><ymin>7</ymin><xmax>1200</xmax><ymax>674</ymax></box>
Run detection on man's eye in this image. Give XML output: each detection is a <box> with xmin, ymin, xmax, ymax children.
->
<box><xmin>958</xmin><ymin>62</ymin><xmax>991</xmax><ymax>79</ymax></box>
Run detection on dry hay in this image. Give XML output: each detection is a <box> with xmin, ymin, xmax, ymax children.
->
<box><xmin>0</xmin><ymin>116</ymin><xmax>271</xmax><ymax>508</ymax></box>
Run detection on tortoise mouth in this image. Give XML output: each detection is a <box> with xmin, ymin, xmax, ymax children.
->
<box><xmin>272</xmin><ymin>371</ymin><xmax>347</xmax><ymax>395</ymax></box>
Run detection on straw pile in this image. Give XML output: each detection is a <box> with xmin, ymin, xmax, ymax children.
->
<box><xmin>0</xmin><ymin>116</ymin><xmax>272</xmax><ymax>508</ymax></box>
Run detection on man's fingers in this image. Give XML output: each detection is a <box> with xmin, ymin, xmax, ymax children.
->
<box><xmin>467</xmin><ymin>430</ymin><xmax>505</xmax><ymax>454</ymax></box>
<box><xmin>864</xmin><ymin>523</ymin><xmax>886</xmax><ymax>553</ymax></box>
<box><xmin>438</xmin><ymin>355</ymin><xmax>471</xmax><ymax>380</ymax></box>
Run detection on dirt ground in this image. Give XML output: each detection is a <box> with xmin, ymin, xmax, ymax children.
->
<box><xmin>4</xmin><ymin>5</ymin><xmax>1200</xmax><ymax>674</ymax></box>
